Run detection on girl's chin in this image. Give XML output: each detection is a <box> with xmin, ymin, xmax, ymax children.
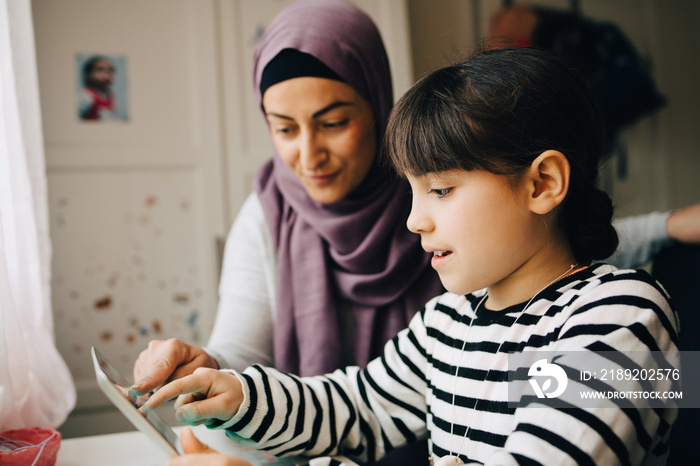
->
<box><xmin>438</xmin><ymin>276</ymin><xmax>476</xmax><ymax>297</ymax></box>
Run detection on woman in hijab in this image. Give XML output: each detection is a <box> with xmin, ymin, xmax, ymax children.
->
<box><xmin>134</xmin><ymin>0</ymin><xmax>443</xmax><ymax>388</ymax></box>
<box><xmin>133</xmin><ymin>0</ymin><xmax>692</xmax><ymax>408</ymax></box>
<box><xmin>226</xmin><ymin>0</ymin><xmax>447</xmax><ymax>377</ymax></box>
<box><xmin>136</xmin><ymin>2</ymin><xmax>443</xmax><ymax>462</ymax></box>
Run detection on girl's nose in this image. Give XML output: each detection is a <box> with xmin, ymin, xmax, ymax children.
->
<box><xmin>406</xmin><ymin>200</ymin><xmax>433</xmax><ymax>234</ymax></box>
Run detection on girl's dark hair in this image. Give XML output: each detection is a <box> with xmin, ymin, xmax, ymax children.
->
<box><xmin>385</xmin><ymin>47</ymin><xmax>618</xmax><ymax>264</ymax></box>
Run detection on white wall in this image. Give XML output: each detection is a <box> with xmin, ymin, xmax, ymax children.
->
<box><xmin>33</xmin><ymin>0</ymin><xmax>226</xmax><ymax>437</ymax></box>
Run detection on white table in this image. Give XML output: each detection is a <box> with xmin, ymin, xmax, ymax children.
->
<box><xmin>57</xmin><ymin>425</ymin><xmax>296</xmax><ymax>465</ymax></box>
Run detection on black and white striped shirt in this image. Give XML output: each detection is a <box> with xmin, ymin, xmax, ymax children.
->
<box><xmin>220</xmin><ymin>264</ymin><xmax>679</xmax><ymax>465</ymax></box>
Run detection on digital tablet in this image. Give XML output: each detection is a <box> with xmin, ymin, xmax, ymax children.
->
<box><xmin>91</xmin><ymin>346</ymin><xmax>182</xmax><ymax>458</ymax></box>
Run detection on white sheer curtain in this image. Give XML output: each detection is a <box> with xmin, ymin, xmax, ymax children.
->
<box><xmin>0</xmin><ymin>0</ymin><xmax>75</xmax><ymax>429</ymax></box>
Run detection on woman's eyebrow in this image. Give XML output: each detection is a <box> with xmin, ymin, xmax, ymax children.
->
<box><xmin>312</xmin><ymin>101</ymin><xmax>352</xmax><ymax>118</ymax></box>
<box><xmin>265</xmin><ymin>101</ymin><xmax>354</xmax><ymax>121</ymax></box>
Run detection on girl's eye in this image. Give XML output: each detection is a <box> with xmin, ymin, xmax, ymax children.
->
<box><xmin>429</xmin><ymin>187</ymin><xmax>453</xmax><ymax>198</ymax></box>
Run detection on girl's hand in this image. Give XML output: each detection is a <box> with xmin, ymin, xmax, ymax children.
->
<box><xmin>145</xmin><ymin>367</ymin><xmax>243</xmax><ymax>425</ymax></box>
<box><xmin>164</xmin><ymin>428</ymin><xmax>252</xmax><ymax>466</ymax></box>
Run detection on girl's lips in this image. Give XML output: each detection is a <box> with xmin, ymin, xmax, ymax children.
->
<box><xmin>430</xmin><ymin>250</ymin><xmax>453</xmax><ymax>269</ymax></box>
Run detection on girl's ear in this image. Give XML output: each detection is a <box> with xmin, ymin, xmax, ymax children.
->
<box><xmin>526</xmin><ymin>150</ymin><xmax>570</xmax><ymax>215</ymax></box>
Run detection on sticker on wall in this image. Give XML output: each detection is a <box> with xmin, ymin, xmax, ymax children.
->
<box><xmin>76</xmin><ymin>54</ymin><xmax>129</xmax><ymax>122</ymax></box>
<box><xmin>251</xmin><ymin>24</ymin><xmax>265</xmax><ymax>45</ymax></box>
<box><xmin>173</xmin><ymin>293</ymin><xmax>190</xmax><ymax>304</ymax></box>
<box><xmin>93</xmin><ymin>295</ymin><xmax>113</xmax><ymax>311</ymax></box>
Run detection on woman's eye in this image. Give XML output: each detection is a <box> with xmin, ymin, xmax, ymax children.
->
<box><xmin>323</xmin><ymin>119</ymin><xmax>348</xmax><ymax>129</ymax></box>
<box><xmin>429</xmin><ymin>187</ymin><xmax>453</xmax><ymax>197</ymax></box>
<box><xmin>275</xmin><ymin>126</ymin><xmax>295</xmax><ymax>135</ymax></box>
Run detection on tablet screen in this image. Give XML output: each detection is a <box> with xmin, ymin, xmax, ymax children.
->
<box><xmin>91</xmin><ymin>347</ymin><xmax>181</xmax><ymax>457</ymax></box>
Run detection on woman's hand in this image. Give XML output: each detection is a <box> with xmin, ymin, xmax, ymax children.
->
<box><xmin>667</xmin><ymin>203</ymin><xmax>700</xmax><ymax>244</ymax></box>
<box><xmin>132</xmin><ymin>339</ymin><xmax>219</xmax><ymax>395</ymax></box>
<box><xmin>145</xmin><ymin>367</ymin><xmax>244</xmax><ymax>426</ymax></box>
<box><xmin>164</xmin><ymin>428</ymin><xmax>252</xmax><ymax>466</ymax></box>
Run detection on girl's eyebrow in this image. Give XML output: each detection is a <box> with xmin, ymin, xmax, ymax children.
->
<box><xmin>266</xmin><ymin>101</ymin><xmax>354</xmax><ymax>121</ymax></box>
<box><xmin>426</xmin><ymin>171</ymin><xmax>456</xmax><ymax>182</ymax></box>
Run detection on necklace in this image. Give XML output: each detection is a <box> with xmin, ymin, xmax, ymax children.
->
<box><xmin>430</xmin><ymin>263</ymin><xmax>581</xmax><ymax>466</ymax></box>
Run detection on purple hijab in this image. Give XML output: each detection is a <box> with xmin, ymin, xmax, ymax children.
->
<box><xmin>253</xmin><ymin>0</ymin><xmax>444</xmax><ymax>376</ymax></box>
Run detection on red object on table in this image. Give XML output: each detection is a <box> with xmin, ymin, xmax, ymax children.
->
<box><xmin>0</xmin><ymin>426</ymin><xmax>62</xmax><ymax>466</ymax></box>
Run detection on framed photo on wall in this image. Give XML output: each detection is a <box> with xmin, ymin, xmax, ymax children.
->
<box><xmin>76</xmin><ymin>54</ymin><xmax>129</xmax><ymax>122</ymax></box>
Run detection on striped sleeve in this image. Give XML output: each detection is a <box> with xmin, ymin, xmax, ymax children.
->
<box><xmin>218</xmin><ymin>305</ymin><xmax>432</xmax><ymax>464</ymax></box>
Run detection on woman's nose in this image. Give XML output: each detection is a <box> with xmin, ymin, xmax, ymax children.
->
<box><xmin>299</xmin><ymin>130</ymin><xmax>328</xmax><ymax>170</ymax></box>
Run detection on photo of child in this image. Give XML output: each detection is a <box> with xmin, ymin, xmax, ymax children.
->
<box><xmin>76</xmin><ymin>54</ymin><xmax>128</xmax><ymax>122</ymax></box>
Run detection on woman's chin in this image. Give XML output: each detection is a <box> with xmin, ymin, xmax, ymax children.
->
<box><xmin>304</xmin><ymin>185</ymin><xmax>348</xmax><ymax>204</ymax></box>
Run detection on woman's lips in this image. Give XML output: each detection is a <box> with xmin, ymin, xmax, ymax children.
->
<box><xmin>309</xmin><ymin>172</ymin><xmax>339</xmax><ymax>186</ymax></box>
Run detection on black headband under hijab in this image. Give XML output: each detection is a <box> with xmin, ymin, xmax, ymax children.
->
<box><xmin>259</xmin><ymin>49</ymin><xmax>344</xmax><ymax>97</ymax></box>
